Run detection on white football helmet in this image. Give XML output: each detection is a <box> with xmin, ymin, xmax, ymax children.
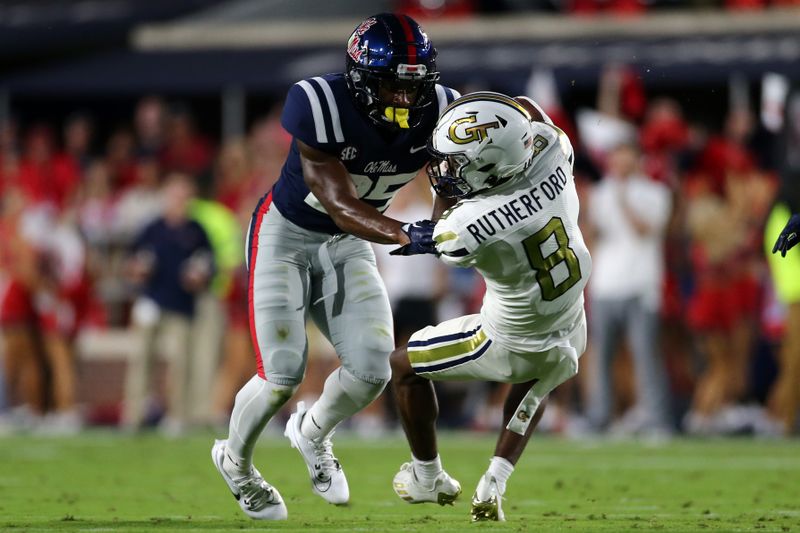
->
<box><xmin>428</xmin><ymin>92</ymin><xmax>534</xmax><ymax>198</ymax></box>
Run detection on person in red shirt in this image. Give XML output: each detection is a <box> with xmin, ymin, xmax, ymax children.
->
<box><xmin>17</xmin><ymin>125</ymin><xmax>80</xmax><ymax>210</ymax></box>
<box><xmin>159</xmin><ymin>105</ymin><xmax>214</xmax><ymax>177</ymax></box>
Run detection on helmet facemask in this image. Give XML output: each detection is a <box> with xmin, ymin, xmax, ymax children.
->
<box><xmin>347</xmin><ymin>61</ymin><xmax>439</xmax><ymax>130</ymax></box>
<box><xmin>427</xmin><ymin>142</ymin><xmax>473</xmax><ymax>199</ymax></box>
<box><xmin>428</xmin><ymin>92</ymin><xmax>537</xmax><ymax>199</ymax></box>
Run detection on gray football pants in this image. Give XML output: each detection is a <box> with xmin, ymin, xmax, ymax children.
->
<box><xmin>246</xmin><ymin>198</ymin><xmax>394</xmax><ymax>387</ymax></box>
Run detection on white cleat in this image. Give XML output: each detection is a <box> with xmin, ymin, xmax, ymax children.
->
<box><xmin>392</xmin><ymin>462</ymin><xmax>461</xmax><ymax>505</ymax></box>
<box><xmin>284</xmin><ymin>401</ymin><xmax>349</xmax><ymax>505</ymax></box>
<box><xmin>211</xmin><ymin>439</ymin><xmax>288</xmax><ymax>520</ymax></box>
<box><xmin>470</xmin><ymin>473</ymin><xmax>505</xmax><ymax>522</ymax></box>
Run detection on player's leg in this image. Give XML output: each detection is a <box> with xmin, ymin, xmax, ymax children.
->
<box><xmin>390</xmin><ymin>344</ymin><xmax>438</xmax><ymax>460</ymax></box>
<box><xmin>472</xmin><ymin>317</ymin><xmax>586</xmax><ymax>522</ymax></box>
<box><xmin>285</xmin><ymin>237</ymin><xmax>392</xmax><ymax>504</ymax></box>
<box><xmin>389</xmin><ymin>343</ymin><xmax>462</xmax><ymax>505</ymax></box>
<box><xmin>471</xmin><ymin>381</ymin><xmax>545</xmax><ymax>522</ymax></box>
<box><xmin>214</xmin><ymin>199</ymin><xmax>310</xmax><ymax>520</ymax></box>
<box><xmin>391</xmin><ymin>314</ymin><xmax>496</xmax><ymax>506</ymax></box>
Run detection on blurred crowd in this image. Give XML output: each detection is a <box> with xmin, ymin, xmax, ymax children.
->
<box><xmin>0</xmin><ymin>65</ymin><xmax>798</xmax><ymax>439</ymax></box>
<box><xmin>399</xmin><ymin>0</ymin><xmax>800</xmax><ymax>17</ymax></box>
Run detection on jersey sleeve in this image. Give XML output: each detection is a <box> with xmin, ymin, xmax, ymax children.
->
<box><xmin>433</xmin><ymin>206</ymin><xmax>478</xmax><ymax>268</ymax></box>
<box><xmin>280</xmin><ymin>81</ymin><xmax>341</xmax><ymax>155</ymax></box>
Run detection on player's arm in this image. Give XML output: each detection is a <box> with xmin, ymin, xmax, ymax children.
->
<box><xmin>514</xmin><ymin>96</ymin><xmax>553</xmax><ymax>125</ymax></box>
<box><xmin>431</xmin><ymin>193</ymin><xmax>457</xmax><ymax>221</ymax></box>
<box><xmin>433</xmin><ymin>212</ymin><xmax>478</xmax><ymax>268</ymax></box>
<box><xmin>298</xmin><ymin>140</ymin><xmax>410</xmax><ymax>246</ymax></box>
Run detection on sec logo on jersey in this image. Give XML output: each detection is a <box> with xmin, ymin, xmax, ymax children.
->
<box><xmin>340</xmin><ymin>146</ymin><xmax>359</xmax><ymax>161</ymax></box>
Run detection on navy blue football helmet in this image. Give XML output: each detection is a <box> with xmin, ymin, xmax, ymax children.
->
<box><xmin>345</xmin><ymin>13</ymin><xmax>440</xmax><ymax>130</ymax></box>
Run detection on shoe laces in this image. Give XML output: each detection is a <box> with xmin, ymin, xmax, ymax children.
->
<box><xmin>235</xmin><ymin>469</ymin><xmax>275</xmax><ymax>511</ymax></box>
<box><xmin>311</xmin><ymin>437</ymin><xmax>340</xmax><ymax>481</ymax></box>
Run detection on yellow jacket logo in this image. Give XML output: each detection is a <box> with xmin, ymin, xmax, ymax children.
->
<box><xmin>448</xmin><ymin>114</ymin><xmax>500</xmax><ymax>145</ymax></box>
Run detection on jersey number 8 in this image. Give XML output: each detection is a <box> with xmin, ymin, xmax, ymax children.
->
<box><xmin>522</xmin><ymin>217</ymin><xmax>582</xmax><ymax>301</ymax></box>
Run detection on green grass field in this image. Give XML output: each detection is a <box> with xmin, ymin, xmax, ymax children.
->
<box><xmin>0</xmin><ymin>431</ymin><xmax>798</xmax><ymax>532</ymax></box>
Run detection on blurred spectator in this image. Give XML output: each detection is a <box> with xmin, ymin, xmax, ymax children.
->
<box><xmin>397</xmin><ymin>0</ymin><xmax>477</xmax><ymax>18</ymax></box>
<box><xmin>247</xmin><ymin>111</ymin><xmax>291</xmax><ymax>195</ymax></box>
<box><xmin>135</xmin><ymin>95</ymin><xmax>167</xmax><ymax>159</ymax></box>
<box><xmin>763</xmin><ymin>83</ymin><xmax>800</xmax><ymax>435</ymax></box>
<box><xmin>683</xmin><ymin>107</ymin><xmax>775</xmax><ymax>435</ymax></box>
<box><xmin>17</xmin><ymin>125</ymin><xmax>80</xmax><ymax>209</ymax></box>
<box><xmin>639</xmin><ymin>98</ymin><xmax>691</xmax><ymax>184</ymax></box>
<box><xmin>213</xmin><ymin>139</ymin><xmax>256</xmax><ymax>213</ymax></box>
<box><xmin>0</xmin><ymin>188</ymin><xmax>91</xmax><ymax>434</ymax></box>
<box><xmin>567</xmin><ymin>0</ymin><xmax>647</xmax><ymax>16</ymax></box>
<box><xmin>159</xmin><ymin>103</ymin><xmax>214</xmax><ymax>177</ymax></box>
<box><xmin>35</xmin><ymin>206</ymin><xmax>92</xmax><ymax>435</ymax></box>
<box><xmin>105</xmin><ymin>127</ymin><xmax>139</xmax><ymax>192</ymax></box>
<box><xmin>586</xmin><ymin>142</ymin><xmax>674</xmax><ymax>436</ymax></box>
<box><xmin>113</xmin><ymin>157</ymin><xmax>164</xmax><ymax>243</ymax></box>
<box><xmin>188</xmin><ymin>178</ymin><xmax>243</xmax><ymax>427</ymax></box>
<box><xmin>122</xmin><ymin>173</ymin><xmax>214</xmax><ymax>434</ymax></box>
<box><xmin>76</xmin><ymin>161</ymin><xmax>116</xmax><ymax>248</ymax></box>
<box><xmin>55</xmin><ymin>112</ymin><xmax>95</xmax><ymax>174</ymax></box>
<box><xmin>0</xmin><ymin>188</ymin><xmax>47</xmax><ymax>431</ymax></box>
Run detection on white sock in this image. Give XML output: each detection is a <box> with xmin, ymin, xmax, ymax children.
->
<box><xmin>301</xmin><ymin>367</ymin><xmax>385</xmax><ymax>441</ymax></box>
<box><xmin>487</xmin><ymin>456</ymin><xmax>514</xmax><ymax>495</ymax></box>
<box><xmin>225</xmin><ymin>375</ymin><xmax>296</xmax><ymax>475</ymax></box>
<box><xmin>412</xmin><ymin>454</ymin><xmax>443</xmax><ymax>488</ymax></box>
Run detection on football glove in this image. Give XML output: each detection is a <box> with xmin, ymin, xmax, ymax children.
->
<box><xmin>390</xmin><ymin>220</ymin><xmax>437</xmax><ymax>256</ymax></box>
<box><xmin>772</xmin><ymin>213</ymin><xmax>800</xmax><ymax>257</ymax></box>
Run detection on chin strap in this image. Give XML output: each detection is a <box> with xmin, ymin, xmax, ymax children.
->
<box><xmin>384</xmin><ymin>106</ymin><xmax>410</xmax><ymax>128</ymax></box>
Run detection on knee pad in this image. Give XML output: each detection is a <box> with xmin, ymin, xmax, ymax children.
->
<box><xmin>338</xmin><ymin>367</ymin><xmax>387</xmax><ymax>408</ymax></box>
<box><xmin>342</xmin><ymin>321</ymin><xmax>394</xmax><ymax>384</ymax></box>
<box><xmin>261</xmin><ymin>347</ymin><xmax>307</xmax><ymax>386</ymax></box>
<box><xmin>234</xmin><ymin>375</ymin><xmax>298</xmax><ymax>414</ymax></box>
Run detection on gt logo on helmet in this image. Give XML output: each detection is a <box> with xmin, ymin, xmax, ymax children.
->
<box><xmin>448</xmin><ymin>114</ymin><xmax>500</xmax><ymax>145</ymax></box>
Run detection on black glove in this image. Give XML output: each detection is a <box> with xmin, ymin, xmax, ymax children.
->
<box><xmin>772</xmin><ymin>213</ymin><xmax>800</xmax><ymax>257</ymax></box>
<box><xmin>389</xmin><ymin>220</ymin><xmax>437</xmax><ymax>256</ymax></box>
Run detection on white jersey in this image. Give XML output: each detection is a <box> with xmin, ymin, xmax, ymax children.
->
<box><xmin>433</xmin><ymin>121</ymin><xmax>592</xmax><ymax>353</ymax></box>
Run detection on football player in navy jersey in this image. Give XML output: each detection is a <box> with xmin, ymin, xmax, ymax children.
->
<box><xmin>211</xmin><ymin>13</ymin><xmax>459</xmax><ymax>520</ymax></box>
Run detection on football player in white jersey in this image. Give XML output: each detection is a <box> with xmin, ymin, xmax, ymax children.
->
<box><xmin>389</xmin><ymin>92</ymin><xmax>592</xmax><ymax>522</ymax></box>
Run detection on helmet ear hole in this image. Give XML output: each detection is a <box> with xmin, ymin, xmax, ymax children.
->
<box><xmin>477</xmin><ymin>163</ymin><xmax>495</xmax><ymax>173</ymax></box>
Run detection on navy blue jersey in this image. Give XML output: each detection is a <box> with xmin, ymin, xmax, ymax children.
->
<box><xmin>272</xmin><ymin>73</ymin><xmax>459</xmax><ymax>234</ymax></box>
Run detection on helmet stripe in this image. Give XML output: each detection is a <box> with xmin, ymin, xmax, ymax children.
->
<box><xmin>442</xmin><ymin>92</ymin><xmax>531</xmax><ymax>121</ymax></box>
<box><xmin>396</xmin><ymin>14</ymin><xmax>417</xmax><ymax>65</ymax></box>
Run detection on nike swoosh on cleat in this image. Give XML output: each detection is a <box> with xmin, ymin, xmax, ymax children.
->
<box><xmin>409</xmin><ymin>145</ymin><xmax>426</xmax><ymax>154</ymax></box>
<box><xmin>313</xmin><ymin>477</ymin><xmax>332</xmax><ymax>492</ymax></box>
<box><xmin>310</xmin><ymin>415</ymin><xmax>322</xmax><ymax>431</ymax></box>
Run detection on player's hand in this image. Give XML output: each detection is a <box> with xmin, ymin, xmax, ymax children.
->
<box><xmin>772</xmin><ymin>214</ymin><xmax>800</xmax><ymax>257</ymax></box>
<box><xmin>390</xmin><ymin>220</ymin><xmax>437</xmax><ymax>256</ymax></box>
